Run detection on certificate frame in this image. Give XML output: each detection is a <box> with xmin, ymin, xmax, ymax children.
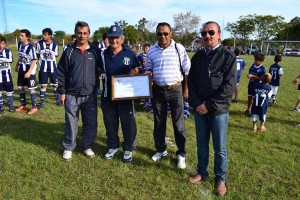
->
<box><xmin>111</xmin><ymin>74</ymin><xmax>152</xmax><ymax>100</ymax></box>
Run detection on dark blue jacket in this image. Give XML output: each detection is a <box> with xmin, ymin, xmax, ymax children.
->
<box><xmin>57</xmin><ymin>43</ymin><xmax>101</xmax><ymax>95</ymax></box>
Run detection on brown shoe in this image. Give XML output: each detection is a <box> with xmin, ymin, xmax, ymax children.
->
<box><xmin>188</xmin><ymin>173</ymin><xmax>205</xmax><ymax>184</ymax></box>
<box><xmin>215</xmin><ymin>181</ymin><xmax>227</xmax><ymax>196</ymax></box>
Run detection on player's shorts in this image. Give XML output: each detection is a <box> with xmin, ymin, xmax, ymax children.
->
<box><xmin>271</xmin><ymin>85</ymin><xmax>278</xmax><ymax>96</ymax></box>
<box><xmin>248</xmin><ymin>83</ymin><xmax>255</xmax><ymax>96</ymax></box>
<box><xmin>39</xmin><ymin>71</ymin><xmax>58</xmax><ymax>86</ymax></box>
<box><xmin>298</xmin><ymin>84</ymin><xmax>300</xmax><ymax>90</ymax></box>
<box><xmin>252</xmin><ymin>113</ymin><xmax>266</xmax><ymax>122</ymax></box>
<box><xmin>17</xmin><ymin>71</ymin><xmax>37</xmax><ymax>89</ymax></box>
<box><xmin>0</xmin><ymin>81</ymin><xmax>14</xmax><ymax>92</ymax></box>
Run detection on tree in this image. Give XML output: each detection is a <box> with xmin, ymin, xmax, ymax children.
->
<box><xmin>114</xmin><ymin>20</ymin><xmax>128</xmax><ymax>29</ymax></box>
<box><xmin>277</xmin><ymin>17</ymin><xmax>300</xmax><ymax>41</ymax></box>
<box><xmin>173</xmin><ymin>11</ymin><xmax>200</xmax><ymax>46</ymax></box>
<box><xmin>123</xmin><ymin>25</ymin><xmax>140</xmax><ymax>45</ymax></box>
<box><xmin>93</xmin><ymin>26</ymin><xmax>110</xmax><ymax>41</ymax></box>
<box><xmin>252</xmin><ymin>14</ymin><xmax>286</xmax><ymax>43</ymax></box>
<box><xmin>225</xmin><ymin>15</ymin><xmax>256</xmax><ymax>40</ymax></box>
<box><xmin>53</xmin><ymin>30</ymin><xmax>66</xmax><ymax>45</ymax></box>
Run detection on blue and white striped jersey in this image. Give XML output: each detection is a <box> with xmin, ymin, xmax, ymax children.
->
<box><xmin>36</xmin><ymin>40</ymin><xmax>59</xmax><ymax>72</ymax></box>
<box><xmin>0</xmin><ymin>48</ymin><xmax>13</xmax><ymax>83</ymax></box>
<box><xmin>17</xmin><ymin>42</ymin><xmax>37</xmax><ymax>74</ymax></box>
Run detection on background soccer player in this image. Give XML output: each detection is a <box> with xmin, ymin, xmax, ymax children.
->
<box><xmin>36</xmin><ymin>28</ymin><xmax>60</xmax><ymax>108</ymax></box>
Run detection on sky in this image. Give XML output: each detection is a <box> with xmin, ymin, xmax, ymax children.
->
<box><xmin>1</xmin><ymin>0</ymin><xmax>299</xmax><ymax>39</ymax></box>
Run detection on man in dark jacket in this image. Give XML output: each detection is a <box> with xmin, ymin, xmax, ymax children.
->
<box><xmin>187</xmin><ymin>21</ymin><xmax>236</xmax><ymax>197</ymax></box>
<box><xmin>57</xmin><ymin>21</ymin><xmax>101</xmax><ymax>161</ymax></box>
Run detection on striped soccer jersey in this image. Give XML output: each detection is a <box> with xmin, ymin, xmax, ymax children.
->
<box><xmin>17</xmin><ymin>42</ymin><xmax>37</xmax><ymax>74</ymax></box>
<box><xmin>36</xmin><ymin>40</ymin><xmax>59</xmax><ymax>72</ymax></box>
<box><xmin>0</xmin><ymin>48</ymin><xmax>13</xmax><ymax>83</ymax></box>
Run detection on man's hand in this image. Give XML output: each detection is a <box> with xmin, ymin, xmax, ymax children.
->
<box><xmin>130</xmin><ymin>67</ymin><xmax>139</xmax><ymax>75</ymax></box>
<box><xmin>60</xmin><ymin>94</ymin><xmax>66</xmax><ymax>106</ymax></box>
<box><xmin>196</xmin><ymin>103</ymin><xmax>208</xmax><ymax>115</ymax></box>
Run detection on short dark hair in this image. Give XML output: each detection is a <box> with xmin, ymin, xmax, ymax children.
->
<box><xmin>234</xmin><ymin>48</ymin><xmax>241</xmax><ymax>56</ymax></box>
<box><xmin>274</xmin><ymin>54</ymin><xmax>282</xmax><ymax>62</ymax></box>
<box><xmin>102</xmin><ymin>33</ymin><xmax>107</xmax><ymax>40</ymax></box>
<box><xmin>202</xmin><ymin>21</ymin><xmax>221</xmax><ymax>33</ymax></box>
<box><xmin>71</xmin><ymin>34</ymin><xmax>76</xmax><ymax>39</ymax></box>
<box><xmin>20</xmin><ymin>29</ymin><xmax>31</xmax><ymax>39</ymax></box>
<box><xmin>254</xmin><ymin>53</ymin><xmax>265</xmax><ymax>62</ymax></box>
<box><xmin>143</xmin><ymin>43</ymin><xmax>150</xmax><ymax>48</ymax></box>
<box><xmin>74</xmin><ymin>21</ymin><xmax>90</xmax><ymax>34</ymax></box>
<box><xmin>42</xmin><ymin>28</ymin><xmax>53</xmax><ymax>36</ymax></box>
<box><xmin>156</xmin><ymin>22</ymin><xmax>172</xmax><ymax>32</ymax></box>
<box><xmin>0</xmin><ymin>35</ymin><xmax>6</xmax><ymax>43</ymax></box>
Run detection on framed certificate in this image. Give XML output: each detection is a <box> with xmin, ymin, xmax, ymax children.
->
<box><xmin>111</xmin><ymin>74</ymin><xmax>152</xmax><ymax>100</ymax></box>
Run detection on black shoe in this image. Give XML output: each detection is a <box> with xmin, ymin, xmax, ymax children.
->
<box><xmin>39</xmin><ymin>103</ymin><xmax>45</xmax><ymax>109</ymax></box>
<box><xmin>244</xmin><ymin>110</ymin><xmax>251</xmax><ymax>116</ymax></box>
<box><xmin>9</xmin><ymin>107</ymin><xmax>16</xmax><ymax>112</ymax></box>
<box><xmin>56</xmin><ymin>102</ymin><xmax>62</xmax><ymax>106</ymax></box>
<box><xmin>0</xmin><ymin>108</ymin><xmax>5</xmax><ymax>114</ymax></box>
<box><xmin>232</xmin><ymin>99</ymin><xmax>238</xmax><ymax>103</ymax></box>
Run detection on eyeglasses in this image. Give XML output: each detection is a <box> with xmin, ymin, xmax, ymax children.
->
<box><xmin>157</xmin><ymin>32</ymin><xmax>169</xmax><ymax>37</ymax></box>
<box><xmin>200</xmin><ymin>30</ymin><xmax>215</xmax><ymax>37</ymax></box>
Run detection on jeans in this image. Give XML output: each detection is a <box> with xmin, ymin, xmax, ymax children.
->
<box><xmin>194</xmin><ymin>112</ymin><xmax>229</xmax><ymax>182</ymax></box>
<box><xmin>152</xmin><ymin>85</ymin><xmax>186</xmax><ymax>156</ymax></box>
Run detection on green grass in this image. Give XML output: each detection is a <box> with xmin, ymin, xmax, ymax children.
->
<box><xmin>0</xmin><ymin>48</ymin><xmax>299</xmax><ymax>199</ymax></box>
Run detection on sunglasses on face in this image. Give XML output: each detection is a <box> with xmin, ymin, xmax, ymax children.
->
<box><xmin>157</xmin><ymin>32</ymin><xmax>169</xmax><ymax>37</ymax></box>
<box><xmin>200</xmin><ymin>30</ymin><xmax>215</xmax><ymax>37</ymax></box>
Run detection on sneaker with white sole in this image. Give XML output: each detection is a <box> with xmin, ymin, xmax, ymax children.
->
<box><xmin>151</xmin><ymin>151</ymin><xmax>168</xmax><ymax>161</ymax></box>
<box><xmin>177</xmin><ymin>155</ymin><xmax>186</xmax><ymax>169</ymax></box>
<box><xmin>62</xmin><ymin>150</ymin><xmax>72</xmax><ymax>161</ymax></box>
<box><xmin>123</xmin><ymin>151</ymin><xmax>132</xmax><ymax>163</ymax></box>
<box><xmin>84</xmin><ymin>148</ymin><xmax>95</xmax><ymax>158</ymax></box>
<box><xmin>293</xmin><ymin>108</ymin><xmax>300</xmax><ymax>113</ymax></box>
<box><xmin>105</xmin><ymin>148</ymin><xmax>120</xmax><ymax>159</ymax></box>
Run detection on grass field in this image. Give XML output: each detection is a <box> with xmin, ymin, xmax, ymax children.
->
<box><xmin>0</xmin><ymin>47</ymin><xmax>299</xmax><ymax>200</ymax></box>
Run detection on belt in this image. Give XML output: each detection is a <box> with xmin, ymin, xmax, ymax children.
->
<box><xmin>154</xmin><ymin>82</ymin><xmax>181</xmax><ymax>91</ymax></box>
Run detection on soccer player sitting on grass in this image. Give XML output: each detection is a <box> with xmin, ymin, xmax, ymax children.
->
<box><xmin>251</xmin><ymin>73</ymin><xmax>272</xmax><ymax>132</ymax></box>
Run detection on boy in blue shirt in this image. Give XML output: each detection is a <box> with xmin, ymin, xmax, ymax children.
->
<box><xmin>233</xmin><ymin>48</ymin><xmax>246</xmax><ymax>103</ymax></box>
<box><xmin>245</xmin><ymin>53</ymin><xmax>266</xmax><ymax>116</ymax></box>
<box><xmin>251</xmin><ymin>73</ymin><xmax>272</xmax><ymax>132</ymax></box>
<box><xmin>269</xmin><ymin>54</ymin><xmax>283</xmax><ymax>105</ymax></box>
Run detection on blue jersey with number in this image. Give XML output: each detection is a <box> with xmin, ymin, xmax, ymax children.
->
<box><xmin>0</xmin><ymin>48</ymin><xmax>13</xmax><ymax>83</ymax></box>
<box><xmin>236</xmin><ymin>56</ymin><xmax>246</xmax><ymax>78</ymax></box>
<box><xmin>251</xmin><ymin>82</ymin><xmax>271</xmax><ymax>121</ymax></box>
<box><xmin>269</xmin><ymin>63</ymin><xmax>283</xmax><ymax>86</ymax></box>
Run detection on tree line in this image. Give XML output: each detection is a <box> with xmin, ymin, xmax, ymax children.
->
<box><xmin>1</xmin><ymin>13</ymin><xmax>300</xmax><ymax>49</ymax></box>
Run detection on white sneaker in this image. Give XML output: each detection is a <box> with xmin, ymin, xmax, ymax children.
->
<box><xmin>105</xmin><ymin>148</ymin><xmax>120</xmax><ymax>159</ymax></box>
<box><xmin>84</xmin><ymin>148</ymin><xmax>95</xmax><ymax>158</ymax></box>
<box><xmin>63</xmin><ymin>150</ymin><xmax>72</xmax><ymax>161</ymax></box>
<box><xmin>123</xmin><ymin>151</ymin><xmax>133</xmax><ymax>163</ymax></box>
<box><xmin>293</xmin><ymin>108</ymin><xmax>300</xmax><ymax>113</ymax></box>
<box><xmin>151</xmin><ymin>151</ymin><xmax>168</xmax><ymax>161</ymax></box>
<box><xmin>177</xmin><ymin>155</ymin><xmax>186</xmax><ymax>169</ymax></box>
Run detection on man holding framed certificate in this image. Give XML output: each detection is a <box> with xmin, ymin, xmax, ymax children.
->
<box><xmin>100</xmin><ymin>24</ymin><xmax>140</xmax><ymax>163</ymax></box>
<box><xmin>145</xmin><ymin>22</ymin><xmax>191</xmax><ymax>169</ymax></box>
